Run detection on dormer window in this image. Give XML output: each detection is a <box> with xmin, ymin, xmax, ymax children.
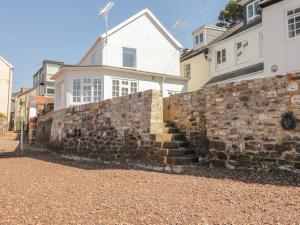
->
<box><xmin>195</xmin><ymin>32</ymin><xmax>204</xmax><ymax>46</ymax></box>
<box><xmin>247</xmin><ymin>0</ymin><xmax>260</xmax><ymax>21</ymax></box>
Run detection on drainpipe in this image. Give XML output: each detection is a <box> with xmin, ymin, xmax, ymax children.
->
<box><xmin>6</xmin><ymin>67</ymin><xmax>13</xmax><ymax>131</ymax></box>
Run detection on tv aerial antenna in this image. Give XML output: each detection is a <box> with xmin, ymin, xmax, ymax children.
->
<box><xmin>173</xmin><ymin>20</ymin><xmax>185</xmax><ymax>35</ymax></box>
<box><xmin>99</xmin><ymin>1</ymin><xmax>115</xmax><ymax>44</ymax></box>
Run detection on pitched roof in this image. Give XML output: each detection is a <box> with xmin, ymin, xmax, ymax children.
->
<box><xmin>207</xmin><ymin>17</ymin><xmax>262</xmax><ymax>48</ymax></box>
<box><xmin>79</xmin><ymin>9</ymin><xmax>183</xmax><ymax>64</ymax></box>
<box><xmin>0</xmin><ymin>56</ymin><xmax>13</xmax><ymax>69</ymax></box>
<box><xmin>180</xmin><ymin>46</ymin><xmax>206</xmax><ymax>62</ymax></box>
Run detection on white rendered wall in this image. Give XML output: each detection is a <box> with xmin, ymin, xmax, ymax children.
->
<box><xmin>0</xmin><ymin>59</ymin><xmax>12</xmax><ymax>124</ymax></box>
<box><xmin>79</xmin><ymin>14</ymin><xmax>180</xmax><ymax>76</ymax></box>
<box><xmin>209</xmin><ymin>24</ymin><xmax>263</xmax><ymax>78</ymax></box>
<box><xmin>54</xmin><ymin>69</ymin><xmax>186</xmax><ymax>110</ymax></box>
<box><xmin>263</xmin><ymin>0</ymin><xmax>300</xmax><ymax>76</ymax></box>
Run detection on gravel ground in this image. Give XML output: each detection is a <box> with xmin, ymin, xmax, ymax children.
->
<box><xmin>0</xmin><ymin>136</ymin><xmax>299</xmax><ymax>225</ymax></box>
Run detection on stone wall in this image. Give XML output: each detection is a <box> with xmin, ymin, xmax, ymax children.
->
<box><xmin>164</xmin><ymin>90</ymin><xmax>208</xmax><ymax>158</ymax></box>
<box><xmin>206</xmin><ymin>74</ymin><xmax>300</xmax><ymax>171</ymax></box>
<box><xmin>35</xmin><ymin>90</ymin><xmax>164</xmax><ymax>166</ymax></box>
<box><xmin>0</xmin><ymin>118</ymin><xmax>7</xmax><ymax>132</ymax></box>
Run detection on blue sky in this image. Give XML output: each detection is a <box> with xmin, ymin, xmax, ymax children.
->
<box><xmin>0</xmin><ymin>0</ymin><xmax>228</xmax><ymax>92</ymax></box>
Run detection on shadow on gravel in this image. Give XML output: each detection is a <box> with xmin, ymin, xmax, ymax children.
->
<box><xmin>0</xmin><ymin>136</ymin><xmax>299</xmax><ymax>188</ymax></box>
<box><xmin>12</xmin><ymin>149</ymin><xmax>300</xmax><ymax>188</ymax></box>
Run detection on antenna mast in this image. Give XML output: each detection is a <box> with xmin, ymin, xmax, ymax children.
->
<box><xmin>99</xmin><ymin>1</ymin><xmax>115</xmax><ymax>44</ymax></box>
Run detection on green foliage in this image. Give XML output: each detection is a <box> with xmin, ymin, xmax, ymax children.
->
<box><xmin>0</xmin><ymin>113</ymin><xmax>7</xmax><ymax>120</ymax></box>
<box><xmin>216</xmin><ymin>0</ymin><xmax>244</xmax><ymax>28</ymax></box>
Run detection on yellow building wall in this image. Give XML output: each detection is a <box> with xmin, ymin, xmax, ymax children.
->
<box><xmin>180</xmin><ymin>53</ymin><xmax>211</xmax><ymax>92</ymax></box>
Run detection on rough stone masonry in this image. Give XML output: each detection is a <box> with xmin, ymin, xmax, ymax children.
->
<box><xmin>34</xmin><ymin>74</ymin><xmax>300</xmax><ymax>172</ymax></box>
<box><xmin>35</xmin><ymin>90</ymin><xmax>164</xmax><ymax>167</ymax></box>
<box><xmin>206</xmin><ymin>74</ymin><xmax>300</xmax><ymax>172</ymax></box>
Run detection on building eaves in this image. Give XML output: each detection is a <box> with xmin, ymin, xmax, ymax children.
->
<box><xmin>205</xmin><ymin>63</ymin><xmax>264</xmax><ymax>85</ymax></box>
<box><xmin>259</xmin><ymin>0</ymin><xmax>283</xmax><ymax>8</ymax></box>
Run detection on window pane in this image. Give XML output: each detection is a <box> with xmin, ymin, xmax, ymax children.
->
<box><xmin>130</xmin><ymin>82</ymin><xmax>138</xmax><ymax>93</ymax></box>
<box><xmin>248</xmin><ymin>5</ymin><xmax>254</xmax><ymax>19</ymax></box>
<box><xmin>288</xmin><ymin>18</ymin><xmax>295</xmax><ymax>24</ymax></box>
<box><xmin>93</xmin><ymin>79</ymin><xmax>101</xmax><ymax>102</ymax></box>
<box><xmin>196</xmin><ymin>35</ymin><xmax>199</xmax><ymax>45</ymax></box>
<box><xmin>288</xmin><ymin>10</ymin><xmax>294</xmax><ymax>16</ymax></box>
<box><xmin>73</xmin><ymin>79</ymin><xmax>81</xmax><ymax>103</ymax></box>
<box><xmin>289</xmin><ymin>31</ymin><xmax>296</xmax><ymax>38</ymax></box>
<box><xmin>123</xmin><ymin>48</ymin><xmax>136</xmax><ymax>68</ymax></box>
<box><xmin>296</xmin><ymin>16</ymin><xmax>300</xmax><ymax>22</ymax></box>
<box><xmin>112</xmin><ymin>80</ymin><xmax>120</xmax><ymax>97</ymax></box>
<box><xmin>289</xmin><ymin>24</ymin><xmax>295</xmax><ymax>31</ymax></box>
<box><xmin>295</xmin><ymin>8</ymin><xmax>300</xmax><ymax>14</ymax></box>
<box><xmin>200</xmin><ymin>33</ymin><xmax>204</xmax><ymax>43</ymax></box>
<box><xmin>296</xmin><ymin>29</ymin><xmax>300</xmax><ymax>36</ymax></box>
<box><xmin>217</xmin><ymin>51</ymin><xmax>221</xmax><ymax>64</ymax></box>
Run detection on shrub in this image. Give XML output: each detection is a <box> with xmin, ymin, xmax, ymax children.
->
<box><xmin>0</xmin><ymin>113</ymin><xmax>7</xmax><ymax>119</ymax></box>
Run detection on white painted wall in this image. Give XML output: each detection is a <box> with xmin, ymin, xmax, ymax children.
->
<box><xmin>263</xmin><ymin>0</ymin><xmax>300</xmax><ymax>76</ymax></box>
<box><xmin>209</xmin><ymin>24</ymin><xmax>264</xmax><ymax>78</ymax></box>
<box><xmin>54</xmin><ymin>68</ymin><xmax>187</xmax><ymax>110</ymax></box>
<box><xmin>79</xmin><ymin>13</ymin><xmax>180</xmax><ymax>76</ymax></box>
<box><xmin>0</xmin><ymin>58</ymin><xmax>13</xmax><ymax>125</ymax></box>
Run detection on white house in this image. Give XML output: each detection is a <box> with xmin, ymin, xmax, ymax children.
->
<box><xmin>53</xmin><ymin>9</ymin><xmax>187</xmax><ymax>110</ymax></box>
<box><xmin>206</xmin><ymin>0</ymin><xmax>300</xmax><ymax>85</ymax></box>
<box><xmin>206</xmin><ymin>0</ymin><xmax>264</xmax><ymax>85</ymax></box>
<box><xmin>0</xmin><ymin>56</ymin><xmax>13</xmax><ymax>129</ymax></box>
<box><xmin>261</xmin><ymin>0</ymin><xmax>300</xmax><ymax>76</ymax></box>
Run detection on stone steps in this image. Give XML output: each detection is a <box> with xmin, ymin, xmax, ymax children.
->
<box><xmin>151</xmin><ymin>133</ymin><xmax>185</xmax><ymax>142</ymax></box>
<box><xmin>161</xmin><ymin>148</ymin><xmax>195</xmax><ymax>157</ymax></box>
<box><xmin>159</xmin><ymin>122</ymin><xmax>200</xmax><ymax>168</ymax></box>
<box><xmin>164</xmin><ymin>155</ymin><xmax>199</xmax><ymax>165</ymax></box>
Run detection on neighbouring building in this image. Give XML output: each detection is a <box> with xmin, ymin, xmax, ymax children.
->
<box><xmin>261</xmin><ymin>0</ymin><xmax>300</xmax><ymax>76</ymax></box>
<box><xmin>206</xmin><ymin>0</ymin><xmax>264</xmax><ymax>85</ymax></box>
<box><xmin>206</xmin><ymin>0</ymin><xmax>300</xmax><ymax>85</ymax></box>
<box><xmin>0</xmin><ymin>56</ymin><xmax>13</xmax><ymax>130</ymax></box>
<box><xmin>32</xmin><ymin>60</ymin><xmax>64</xmax><ymax>97</ymax></box>
<box><xmin>14</xmin><ymin>88</ymin><xmax>31</xmax><ymax>132</ymax></box>
<box><xmin>53</xmin><ymin>9</ymin><xmax>188</xmax><ymax>110</ymax></box>
<box><xmin>14</xmin><ymin>87</ymin><xmax>55</xmax><ymax>132</ymax></box>
<box><xmin>180</xmin><ymin>25</ymin><xmax>226</xmax><ymax>91</ymax></box>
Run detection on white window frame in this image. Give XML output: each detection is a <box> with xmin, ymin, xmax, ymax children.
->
<box><xmin>235</xmin><ymin>40</ymin><xmax>249</xmax><ymax>63</ymax></box>
<box><xmin>184</xmin><ymin>64</ymin><xmax>191</xmax><ymax>78</ymax></box>
<box><xmin>195</xmin><ymin>35</ymin><xmax>199</xmax><ymax>45</ymax></box>
<box><xmin>112</xmin><ymin>78</ymin><xmax>139</xmax><ymax>98</ymax></box>
<box><xmin>82</xmin><ymin>78</ymin><xmax>92</xmax><ymax>103</ymax></box>
<box><xmin>72</xmin><ymin>78</ymin><xmax>103</xmax><ymax>104</ymax></box>
<box><xmin>246</xmin><ymin>0</ymin><xmax>260</xmax><ymax>22</ymax></box>
<box><xmin>286</xmin><ymin>6</ymin><xmax>300</xmax><ymax>40</ymax></box>
<box><xmin>46</xmin><ymin>87</ymin><xmax>55</xmax><ymax>96</ymax></box>
<box><xmin>199</xmin><ymin>32</ymin><xmax>204</xmax><ymax>43</ymax></box>
<box><xmin>72</xmin><ymin>79</ymin><xmax>81</xmax><ymax>103</ymax></box>
<box><xmin>216</xmin><ymin>48</ymin><xmax>227</xmax><ymax>70</ymax></box>
<box><xmin>93</xmin><ymin>79</ymin><xmax>102</xmax><ymax>102</ymax></box>
<box><xmin>123</xmin><ymin>48</ymin><xmax>137</xmax><ymax>68</ymax></box>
